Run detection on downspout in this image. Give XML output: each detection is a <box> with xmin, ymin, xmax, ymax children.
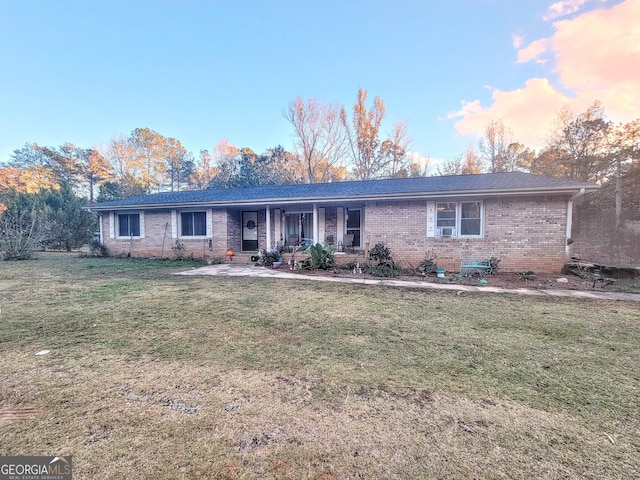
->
<box><xmin>566</xmin><ymin>188</ymin><xmax>586</xmax><ymax>258</ymax></box>
<box><xmin>98</xmin><ymin>212</ymin><xmax>103</xmax><ymax>244</ymax></box>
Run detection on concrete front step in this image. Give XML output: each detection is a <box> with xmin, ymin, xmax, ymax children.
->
<box><xmin>224</xmin><ymin>253</ymin><xmax>260</xmax><ymax>264</ymax></box>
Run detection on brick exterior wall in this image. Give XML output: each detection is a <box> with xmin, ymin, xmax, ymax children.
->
<box><xmin>100</xmin><ymin>195</ymin><xmax>571</xmax><ymax>272</ymax></box>
<box><xmin>362</xmin><ymin>195</ymin><xmax>570</xmax><ymax>273</ymax></box>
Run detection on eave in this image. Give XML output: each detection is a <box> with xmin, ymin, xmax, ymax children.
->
<box><xmin>85</xmin><ymin>184</ymin><xmax>599</xmax><ymax>213</ymax></box>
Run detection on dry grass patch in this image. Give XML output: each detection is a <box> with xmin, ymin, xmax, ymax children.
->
<box><xmin>0</xmin><ymin>254</ymin><xmax>638</xmax><ymax>479</ymax></box>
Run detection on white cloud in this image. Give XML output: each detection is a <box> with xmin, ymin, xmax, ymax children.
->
<box><xmin>447</xmin><ymin>100</ymin><xmax>483</xmax><ymax>120</ymax></box>
<box><xmin>543</xmin><ymin>0</ymin><xmax>587</xmax><ymax>20</ymax></box>
<box><xmin>512</xmin><ymin>34</ymin><xmax>525</xmax><ymax>49</ymax></box>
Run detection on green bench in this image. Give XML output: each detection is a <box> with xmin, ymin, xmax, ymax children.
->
<box><xmin>460</xmin><ymin>258</ymin><xmax>493</xmax><ymax>277</ymax></box>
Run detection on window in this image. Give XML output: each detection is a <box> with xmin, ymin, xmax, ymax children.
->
<box><xmin>118</xmin><ymin>213</ymin><xmax>140</xmax><ymax>237</ymax></box>
<box><xmin>346</xmin><ymin>208</ymin><xmax>361</xmax><ymax>247</ymax></box>
<box><xmin>436</xmin><ymin>203</ymin><xmax>456</xmax><ymax>229</ymax></box>
<box><xmin>181</xmin><ymin>211</ymin><xmax>207</xmax><ymax>236</ymax></box>
<box><xmin>435</xmin><ymin>202</ymin><xmax>482</xmax><ymax>237</ymax></box>
<box><xmin>461</xmin><ymin>202</ymin><xmax>482</xmax><ymax>236</ymax></box>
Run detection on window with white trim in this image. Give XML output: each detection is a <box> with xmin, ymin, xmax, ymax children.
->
<box><xmin>345</xmin><ymin>208</ymin><xmax>362</xmax><ymax>247</ymax></box>
<box><xmin>435</xmin><ymin>201</ymin><xmax>482</xmax><ymax>237</ymax></box>
<box><xmin>117</xmin><ymin>213</ymin><xmax>140</xmax><ymax>237</ymax></box>
<box><xmin>180</xmin><ymin>211</ymin><xmax>207</xmax><ymax>237</ymax></box>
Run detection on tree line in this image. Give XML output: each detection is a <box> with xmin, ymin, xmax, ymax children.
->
<box><xmin>1</xmin><ymin>90</ymin><xmax>638</xmax><ymax>259</ymax></box>
<box><xmin>2</xmin><ymin>90</ymin><xmax>637</xmax><ymax>201</ymax></box>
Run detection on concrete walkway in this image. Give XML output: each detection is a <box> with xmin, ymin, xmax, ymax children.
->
<box><xmin>176</xmin><ymin>264</ymin><xmax>640</xmax><ymax>302</ymax></box>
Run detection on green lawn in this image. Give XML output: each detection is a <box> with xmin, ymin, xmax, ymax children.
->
<box><xmin>1</xmin><ymin>253</ymin><xmax>638</xmax><ymax>479</ymax></box>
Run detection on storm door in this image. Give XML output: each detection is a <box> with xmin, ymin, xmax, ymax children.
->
<box><xmin>242</xmin><ymin>211</ymin><xmax>258</xmax><ymax>251</ymax></box>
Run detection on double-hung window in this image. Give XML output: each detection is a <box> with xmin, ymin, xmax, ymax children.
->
<box><xmin>118</xmin><ymin>213</ymin><xmax>140</xmax><ymax>237</ymax></box>
<box><xmin>460</xmin><ymin>202</ymin><xmax>482</xmax><ymax>235</ymax></box>
<box><xmin>345</xmin><ymin>208</ymin><xmax>362</xmax><ymax>247</ymax></box>
<box><xmin>181</xmin><ymin>211</ymin><xmax>207</xmax><ymax>237</ymax></box>
<box><xmin>435</xmin><ymin>201</ymin><xmax>482</xmax><ymax>237</ymax></box>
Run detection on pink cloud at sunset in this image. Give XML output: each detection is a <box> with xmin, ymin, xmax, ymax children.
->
<box><xmin>452</xmin><ymin>0</ymin><xmax>639</xmax><ymax>149</ymax></box>
<box><xmin>552</xmin><ymin>0</ymin><xmax>640</xmax><ymax>119</ymax></box>
<box><xmin>516</xmin><ymin>38</ymin><xmax>551</xmax><ymax>64</ymax></box>
<box><xmin>451</xmin><ymin>78</ymin><xmax>570</xmax><ymax>147</ymax></box>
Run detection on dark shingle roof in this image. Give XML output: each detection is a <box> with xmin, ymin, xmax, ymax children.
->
<box><xmin>88</xmin><ymin>172</ymin><xmax>598</xmax><ymax>211</ymax></box>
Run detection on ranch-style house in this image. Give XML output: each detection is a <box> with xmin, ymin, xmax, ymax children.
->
<box><xmin>87</xmin><ymin>172</ymin><xmax>598</xmax><ymax>273</ymax></box>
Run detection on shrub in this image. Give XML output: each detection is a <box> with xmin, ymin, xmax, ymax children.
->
<box><xmin>489</xmin><ymin>256</ymin><xmax>501</xmax><ymax>274</ymax></box>
<box><xmin>417</xmin><ymin>252</ymin><xmax>438</xmax><ymax>275</ymax></box>
<box><xmin>258</xmin><ymin>249</ymin><xmax>280</xmax><ymax>267</ymax></box>
<box><xmin>368</xmin><ymin>243</ymin><xmax>392</xmax><ymax>264</ymax></box>
<box><xmin>371</xmin><ymin>263</ymin><xmax>399</xmax><ymax>277</ymax></box>
<box><xmin>88</xmin><ymin>239</ymin><xmax>107</xmax><ymax>257</ymax></box>
<box><xmin>368</xmin><ymin>242</ymin><xmax>401</xmax><ymax>277</ymax></box>
<box><xmin>0</xmin><ymin>209</ymin><xmax>50</xmax><ymax>261</ymax></box>
<box><xmin>308</xmin><ymin>243</ymin><xmax>335</xmax><ymax>270</ymax></box>
<box><xmin>518</xmin><ymin>271</ymin><xmax>537</xmax><ymax>281</ymax></box>
<box><xmin>171</xmin><ymin>240</ymin><xmax>187</xmax><ymax>260</ymax></box>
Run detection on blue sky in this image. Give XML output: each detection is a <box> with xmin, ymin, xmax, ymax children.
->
<box><xmin>1</xmin><ymin>0</ymin><xmax>636</xmax><ymax>168</ymax></box>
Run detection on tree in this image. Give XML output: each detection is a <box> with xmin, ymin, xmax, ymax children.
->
<box><xmin>99</xmin><ymin>135</ymin><xmax>145</xmax><ymax>200</ymax></box>
<box><xmin>5</xmin><ymin>143</ymin><xmax>59</xmax><ymax>193</ymax></box>
<box><xmin>436</xmin><ymin>155</ymin><xmax>464</xmax><ymax>176</ymax></box>
<box><xmin>341</xmin><ymin>88</ymin><xmax>386</xmax><ymax>180</ymax></box>
<box><xmin>461</xmin><ymin>143</ymin><xmax>483</xmax><ymax>174</ymax></box>
<box><xmin>534</xmin><ymin>102</ymin><xmax>612</xmax><ymax>182</ymax></box>
<box><xmin>130</xmin><ymin>128</ymin><xmax>169</xmax><ymax>194</ymax></box>
<box><xmin>6</xmin><ymin>142</ymin><xmax>112</xmax><ymax>201</ymax></box>
<box><xmin>340</xmin><ymin>88</ymin><xmax>413</xmax><ymax>180</ymax></box>
<box><xmin>190</xmin><ymin>149</ymin><xmax>218</xmax><ymax>190</ymax></box>
<box><xmin>0</xmin><ymin>191</ymin><xmax>51</xmax><ymax>260</ymax></box>
<box><xmin>81</xmin><ymin>148</ymin><xmax>112</xmax><ymax>203</ymax></box>
<box><xmin>285</xmin><ymin>96</ymin><xmax>348</xmax><ymax>183</ymax></box>
<box><xmin>608</xmin><ymin>119</ymin><xmax>640</xmax><ymax>227</ymax></box>
<box><xmin>266</xmin><ymin>145</ymin><xmax>303</xmax><ymax>184</ymax></box>
<box><xmin>382</xmin><ymin>120</ymin><xmax>412</xmax><ymax>178</ymax></box>
<box><xmin>163</xmin><ymin>137</ymin><xmax>193</xmax><ymax>192</ymax></box>
<box><xmin>96</xmin><ymin>179</ymin><xmax>146</xmax><ymax>203</ymax></box>
<box><xmin>408</xmin><ymin>158</ymin><xmax>430</xmax><ymax>178</ymax></box>
<box><xmin>101</xmin><ymin>135</ymin><xmax>138</xmax><ymax>179</ymax></box>
<box><xmin>48</xmin><ymin>142</ymin><xmax>85</xmax><ymax>188</ymax></box>
<box><xmin>205</xmin><ymin>139</ymin><xmax>240</xmax><ymax>189</ymax></box>
<box><xmin>232</xmin><ymin>147</ymin><xmax>299</xmax><ymax>188</ymax></box>
<box><xmin>478</xmin><ymin>119</ymin><xmax>521</xmax><ymax>172</ymax></box>
<box><xmin>203</xmin><ymin>144</ymin><xmax>301</xmax><ymax>189</ymax></box>
<box><xmin>41</xmin><ymin>183</ymin><xmax>96</xmax><ymax>251</ymax></box>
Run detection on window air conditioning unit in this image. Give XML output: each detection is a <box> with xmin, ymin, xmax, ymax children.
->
<box><xmin>440</xmin><ymin>227</ymin><xmax>455</xmax><ymax>237</ymax></box>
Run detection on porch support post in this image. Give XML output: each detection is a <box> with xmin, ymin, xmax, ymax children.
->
<box><xmin>337</xmin><ymin>207</ymin><xmax>344</xmax><ymax>243</ymax></box>
<box><xmin>313</xmin><ymin>203</ymin><xmax>319</xmax><ymax>244</ymax></box>
<box><xmin>266</xmin><ymin>205</ymin><xmax>271</xmax><ymax>251</ymax></box>
<box><xmin>274</xmin><ymin>208</ymin><xmax>281</xmax><ymax>246</ymax></box>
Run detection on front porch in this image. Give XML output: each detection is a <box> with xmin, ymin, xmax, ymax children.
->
<box><xmin>224</xmin><ymin>204</ymin><xmax>365</xmax><ymax>258</ymax></box>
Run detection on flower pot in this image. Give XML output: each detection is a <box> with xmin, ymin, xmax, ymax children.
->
<box><xmin>273</xmin><ymin>262</ymin><xmax>282</xmax><ymax>269</ymax></box>
<box><xmin>436</xmin><ymin>269</ymin><xmax>446</xmax><ymax>278</ymax></box>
